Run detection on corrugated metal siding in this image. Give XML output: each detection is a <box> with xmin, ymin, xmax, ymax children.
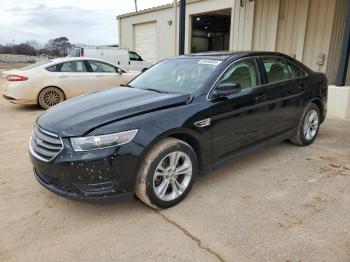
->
<box><xmin>326</xmin><ymin>0</ymin><xmax>347</xmax><ymax>85</ymax></box>
<box><xmin>302</xmin><ymin>0</ymin><xmax>336</xmax><ymax>72</ymax></box>
<box><xmin>253</xmin><ymin>0</ymin><xmax>280</xmax><ymax>51</ymax></box>
<box><xmin>119</xmin><ymin>0</ymin><xmax>344</xmax><ymax>79</ymax></box>
<box><xmin>275</xmin><ymin>0</ymin><xmax>309</xmax><ymax>61</ymax></box>
<box><xmin>231</xmin><ymin>0</ymin><xmax>255</xmax><ymax>50</ymax></box>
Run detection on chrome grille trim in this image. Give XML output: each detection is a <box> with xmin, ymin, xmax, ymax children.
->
<box><xmin>29</xmin><ymin>126</ymin><xmax>63</xmax><ymax>162</ymax></box>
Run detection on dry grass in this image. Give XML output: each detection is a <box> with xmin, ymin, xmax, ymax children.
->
<box><xmin>0</xmin><ymin>62</ymin><xmax>29</xmax><ymax>71</ymax></box>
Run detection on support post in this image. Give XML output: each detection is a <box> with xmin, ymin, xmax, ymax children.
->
<box><xmin>173</xmin><ymin>0</ymin><xmax>178</xmax><ymax>56</ymax></box>
<box><xmin>336</xmin><ymin>0</ymin><xmax>350</xmax><ymax>86</ymax></box>
<box><xmin>179</xmin><ymin>0</ymin><xmax>186</xmax><ymax>55</ymax></box>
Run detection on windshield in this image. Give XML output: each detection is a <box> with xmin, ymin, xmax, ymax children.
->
<box><xmin>129</xmin><ymin>58</ymin><xmax>222</xmax><ymax>94</ymax></box>
<box><xmin>18</xmin><ymin>60</ymin><xmax>51</xmax><ymax>71</ymax></box>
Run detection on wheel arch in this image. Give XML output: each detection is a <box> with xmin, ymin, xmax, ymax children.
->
<box><xmin>37</xmin><ymin>86</ymin><xmax>67</xmax><ymax>104</ymax></box>
<box><xmin>140</xmin><ymin>128</ymin><xmax>209</xmax><ymax>176</ymax></box>
<box><xmin>309</xmin><ymin>97</ymin><xmax>325</xmax><ymax>123</ymax></box>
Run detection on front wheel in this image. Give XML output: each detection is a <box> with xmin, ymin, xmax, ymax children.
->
<box><xmin>135</xmin><ymin>138</ymin><xmax>197</xmax><ymax>209</ymax></box>
<box><xmin>289</xmin><ymin>103</ymin><xmax>320</xmax><ymax>146</ymax></box>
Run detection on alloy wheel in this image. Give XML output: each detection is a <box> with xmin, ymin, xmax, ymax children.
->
<box><xmin>303</xmin><ymin>109</ymin><xmax>319</xmax><ymax>140</ymax></box>
<box><xmin>43</xmin><ymin>90</ymin><xmax>62</xmax><ymax>107</ymax></box>
<box><xmin>153</xmin><ymin>151</ymin><xmax>192</xmax><ymax>201</ymax></box>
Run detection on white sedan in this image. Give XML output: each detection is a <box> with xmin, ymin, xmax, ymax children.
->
<box><xmin>1</xmin><ymin>57</ymin><xmax>140</xmax><ymax>109</ymax></box>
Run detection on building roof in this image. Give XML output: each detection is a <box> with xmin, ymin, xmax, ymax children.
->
<box><xmin>117</xmin><ymin>3</ymin><xmax>173</xmax><ymax>19</ymax></box>
<box><xmin>116</xmin><ymin>0</ymin><xmax>200</xmax><ymax>19</ymax></box>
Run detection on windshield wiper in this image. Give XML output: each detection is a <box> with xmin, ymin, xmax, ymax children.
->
<box><xmin>120</xmin><ymin>84</ymin><xmax>133</xmax><ymax>88</ymax></box>
<box><xmin>143</xmin><ymin>88</ymin><xmax>168</xmax><ymax>94</ymax></box>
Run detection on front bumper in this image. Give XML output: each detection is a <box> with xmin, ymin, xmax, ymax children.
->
<box><xmin>29</xmin><ymin>139</ymin><xmax>143</xmax><ymax>203</ymax></box>
<box><xmin>34</xmin><ymin>169</ymin><xmax>134</xmax><ymax>203</ymax></box>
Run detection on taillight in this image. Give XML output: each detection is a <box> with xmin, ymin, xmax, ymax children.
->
<box><xmin>7</xmin><ymin>75</ymin><xmax>29</xmax><ymax>81</ymax></box>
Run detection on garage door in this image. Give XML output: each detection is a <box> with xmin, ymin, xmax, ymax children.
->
<box><xmin>134</xmin><ymin>22</ymin><xmax>157</xmax><ymax>64</ymax></box>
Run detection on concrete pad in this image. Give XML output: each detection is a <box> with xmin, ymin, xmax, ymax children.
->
<box><xmin>0</xmin><ymin>87</ymin><xmax>350</xmax><ymax>261</ymax></box>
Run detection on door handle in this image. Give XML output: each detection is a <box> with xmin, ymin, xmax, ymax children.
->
<box><xmin>255</xmin><ymin>94</ymin><xmax>267</xmax><ymax>102</ymax></box>
<box><xmin>96</xmin><ymin>75</ymin><xmax>103</xmax><ymax>78</ymax></box>
<box><xmin>299</xmin><ymin>84</ymin><xmax>305</xmax><ymax>91</ymax></box>
<box><xmin>59</xmin><ymin>75</ymin><xmax>68</xmax><ymax>78</ymax></box>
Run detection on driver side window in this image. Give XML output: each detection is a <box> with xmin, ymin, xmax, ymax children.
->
<box><xmin>220</xmin><ymin>59</ymin><xmax>260</xmax><ymax>89</ymax></box>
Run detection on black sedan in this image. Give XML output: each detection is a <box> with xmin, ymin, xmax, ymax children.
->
<box><xmin>29</xmin><ymin>52</ymin><xmax>328</xmax><ymax>208</ymax></box>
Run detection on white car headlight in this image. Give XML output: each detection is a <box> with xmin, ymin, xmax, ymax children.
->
<box><xmin>70</xmin><ymin>129</ymin><xmax>138</xmax><ymax>152</ymax></box>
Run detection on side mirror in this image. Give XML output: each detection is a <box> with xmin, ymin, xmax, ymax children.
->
<box><xmin>212</xmin><ymin>82</ymin><xmax>241</xmax><ymax>98</ymax></box>
<box><xmin>117</xmin><ymin>68</ymin><xmax>124</xmax><ymax>74</ymax></box>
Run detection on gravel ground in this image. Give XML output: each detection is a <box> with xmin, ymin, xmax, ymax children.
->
<box><xmin>0</xmin><ymin>75</ymin><xmax>350</xmax><ymax>261</ymax></box>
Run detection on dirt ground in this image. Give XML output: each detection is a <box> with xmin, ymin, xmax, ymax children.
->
<box><xmin>0</xmin><ymin>69</ymin><xmax>350</xmax><ymax>261</ymax></box>
<box><xmin>0</xmin><ymin>63</ymin><xmax>29</xmax><ymax>71</ymax></box>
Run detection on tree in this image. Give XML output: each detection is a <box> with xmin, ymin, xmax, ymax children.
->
<box><xmin>45</xmin><ymin>37</ymin><xmax>71</xmax><ymax>57</ymax></box>
<box><xmin>0</xmin><ymin>43</ymin><xmax>36</xmax><ymax>56</ymax></box>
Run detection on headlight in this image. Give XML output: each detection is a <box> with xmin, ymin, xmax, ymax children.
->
<box><xmin>70</xmin><ymin>129</ymin><xmax>138</xmax><ymax>152</ymax></box>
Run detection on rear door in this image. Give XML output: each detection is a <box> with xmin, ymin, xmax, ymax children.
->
<box><xmin>209</xmin><ymin>58</ymin><xmax>271</xmax><ymax>165</ymax></box>
<box><xmin>260</xmin><ymin>56</ymin><xmax>307</xmax><ymax>136</ymax></box>
<box><xmin>50</xmin><ymin>60</ymin><xmax>95</xmax><ymax>98</ymax></box>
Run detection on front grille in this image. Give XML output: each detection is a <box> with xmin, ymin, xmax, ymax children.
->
<box><xmin>29</xmin><ymin>126</ymin><xmax>63</xmax><ymax>162</ymax></box>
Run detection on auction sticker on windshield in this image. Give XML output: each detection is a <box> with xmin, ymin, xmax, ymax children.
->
<box><xmin>198</xmin><ymin>59</ymin><xmax>222</xmax><ymax>66</ymax></box>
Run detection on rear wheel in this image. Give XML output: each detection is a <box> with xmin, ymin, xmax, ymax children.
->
<box><xmin>38</xmin><ymin>87</ymin><xmax>65</xmax><ymax>109</ymax></box>
<box><xmin>289</xmin><ymin>103</ymin><xmax>320</xmax><ymax>146</ymax></box>
<box><xmin>135</xmin><ymin>138</ymin><xmax>197</xmax><ymax>209</ymax></box>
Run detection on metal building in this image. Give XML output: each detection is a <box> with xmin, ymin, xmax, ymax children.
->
<box><xmin>117</xmin><ymin>0</ymin><xmax>350</xmax><ymax>119</ymax></box>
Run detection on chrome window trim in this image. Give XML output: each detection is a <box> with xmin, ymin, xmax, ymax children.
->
<box><xmin>29</xmin><ymin>125</ymin><xmax>64</xmax><ymax>162</ymax></box>
<box><xmin>207</xmin><ymin>55</ymin><xmax>310</xmax><ymax>100</ymax></box>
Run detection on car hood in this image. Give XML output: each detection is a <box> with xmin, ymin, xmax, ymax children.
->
<box><xmin>37</xmin><ymin>87</ymin><xmax>190</xmax><ymax>137</ymax></box>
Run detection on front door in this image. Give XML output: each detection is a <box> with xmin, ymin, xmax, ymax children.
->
<box><xmin>209</xmin><ymin>58</ymin><xmax>271</xmax><ymax>165</ymax></box>
<box><xmin>129</xmin><ymin>51</ymin><xmax>143</xmax><ymax>71</ymax></box>
<box><xmin>87</xmin><ymin>60</ymin><xmax>125</xmax><ymax>89</ymax></box>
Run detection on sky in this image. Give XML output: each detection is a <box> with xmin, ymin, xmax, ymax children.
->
<box><xmin>0</xmin><ymin>0</ymin><xmax>172</xmax><ymax>46</ymax></box>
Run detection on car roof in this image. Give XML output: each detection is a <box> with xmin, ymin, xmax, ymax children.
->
<box><xmin>46</xmin><ymin>57</ymin><xmax>120</xmax><ymax>68</ymax></box>
<box><xmin>181</xmin><ymin>51</ymin><xmax>292</xmax><ymax>61</ymax></box>
<box><xmin>50</xmin><ymin>57</ymin><xmax>110</xmax><ymax>63</ymax></box>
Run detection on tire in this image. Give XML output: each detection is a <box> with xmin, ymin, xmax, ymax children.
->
<box><xmin>135</xmin><ymin>138</ymin><xmax>198</xmax><ymax>209</ymax></box>
<box><xmin>289</xmin><ymin>103</ymin><xmax>321</xmax><ymax>146</ymax></box>
<box><xmin>38</xmin><ymin>87</ymin><xmax>65</xmax><ymax>109</ymax></box>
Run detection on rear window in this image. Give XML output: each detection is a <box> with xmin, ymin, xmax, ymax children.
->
<box><xmin>18</xmin><ymin>60</ymin><xmax>51</xmax><ymax>71</ymax></box>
